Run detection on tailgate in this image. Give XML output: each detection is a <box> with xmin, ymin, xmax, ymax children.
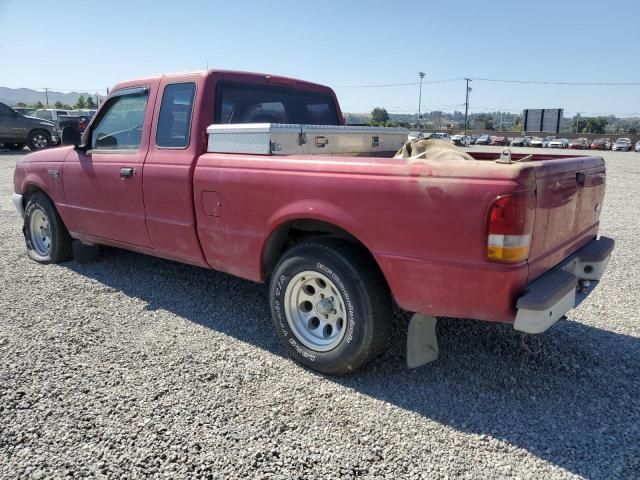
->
<box><xmin>528</xmin><ymin>155</ymin><xmax>606</xmax><ymax>280</ymax></box>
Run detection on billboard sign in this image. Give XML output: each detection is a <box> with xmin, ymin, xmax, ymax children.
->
<box><xmin>523</xmin><ymin>108</ymin><xmax>563</xmax><ymax>133</ymax></box>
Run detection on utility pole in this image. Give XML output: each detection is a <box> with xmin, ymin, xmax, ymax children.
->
<box><xmin>418</xmin><ymin>72</ymin><xmax>426</xmax><ymax>121</ymax></box>
<box><xmin>43</xmin><ymin>87</ymin><xmax>49</xmax><ymax>107</ymax></box>
<box><xmin>464</xmin><ymin>78</ymin><xmax>472</xmax><ymax>133</ymax></box>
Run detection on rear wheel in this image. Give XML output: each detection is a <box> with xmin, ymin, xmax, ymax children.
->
<box><xmin>23</xmin><ymin>192</ymin><xmax>72</xmax><ymax>263</ymax></box>
<box><xmin>269</xmin><ymin>239</ymin><xmax>391</xmax><ymax>375</ymax></box>
<box><xmin>27</xmin><ymin>130</ymin><xmax>51</xmax><ymax>151</ymax></box>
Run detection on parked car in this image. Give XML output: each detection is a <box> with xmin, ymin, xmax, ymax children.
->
<box><xmin>569</xmin><ymin>138</ymin><xmax>589</xmax><ymax>149</ymax></box>
<box><xmin>70</xmin><ymin>109</ymin><xmax>97</xmax><ymax>119</ymax></box>
<box><xmin>530</xmin><ymin>136</ymin><xmax>555</xmax><ymax>148</ymax></box>
<box><xmin>529</xmin><ymin>137</ymin><xmax>544</xmax><ymax>147</ymax></box>
<box><xmin>33</xmin><ymin>108</ymin><xmax>71</xmax><ymax>129</ymax></box>
<box><xmin>635</xmin><ymin>140</ymin><xmax>640</xmax><ymax>152</ymax></box>
<box><xmin>549</xmin><ymin>138</ymin><xmax>569</xmax><ymax>149</ymax></box>
<box><xmin>451</xmin><ymin>134</ymin><xmax>472</xmax><ymax>146</ymax></box>
<box><xmin>0</xmin><ymin>101</ymin><xmax>59</xmax><ymax>150</ymax></box>
<box><xmin>475</xmin><ymin>134</ymin><xmax>491</xmax><ymax>145</ymax></box>
<box><xmin>434</xmin><ymin>132</ymin><xmax>451</xmax><ymax>141</ymax></box>
<box><xmin>408</xmin><ymin>131</ymin><xmax>435</xmax><ymax>141</ymax></box>
<box><xmin>12</xmin><ymin>106</ymin><xmax>36</xmax><ymax>116</ymax></box>
<box><xmin>58</xmin><ymin>114</ymin><xmax>92</xmax><ymax>136</ymax></box>
<box><xmin>611</xmin><ymin>138</ymin><xmax>632</xmax><ymax>152</ymax></box>
<box><xmin>590</xmin><ymin>138</ymin><xmax>611</xmax><ymax>150</ymax></box>
<box><xmin>11</xmin><ymin>69</ymin><xmax>614</xmax><ymax>374</ymax></box>
<box><xmin>490</xmin><ymin>136</ymin><xmax>509</xmax><ymax>146</ymax></box>
<box><xmin>510</xmin><ymin>137</ymin><xmax>529</xmax><ymax>147</ymax></box>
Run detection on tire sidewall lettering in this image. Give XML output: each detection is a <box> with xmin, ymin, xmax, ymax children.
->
<box><xmin>316</xmin><ymin>262</ymin><xmax>356</xmax><ymax>344</ymax></box>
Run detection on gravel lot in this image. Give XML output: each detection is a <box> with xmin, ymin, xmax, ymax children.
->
<box><xmin>1</xmin><ymin>147</ymin><xmax>639</xmax><ymax>479</ymax></box>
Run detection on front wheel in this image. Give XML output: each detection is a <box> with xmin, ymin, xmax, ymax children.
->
<box><xmin>23</xmin><ymin>192</ymin><xmax>72</xmax><ymax>263</ymax></box>
<box><xmin>269</xmin><ymin>239</ymin><xmax>391</xmax><ymax>375</ymax></box>
<box><xmin>27</xmin><ymin>130</ymin><xmax>51</xmax><ymax>151</ymax></box>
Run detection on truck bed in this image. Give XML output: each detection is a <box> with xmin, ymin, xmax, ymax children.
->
<box><xmin>192</xmin><ymin>149</ymin><xmax>605</xmax><ymax>322</ymax></box>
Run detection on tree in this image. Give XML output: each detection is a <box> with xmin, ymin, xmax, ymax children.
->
<box><xmin>16</xmin><ymin>102</ymin><xmax>27</xmax><ymax>107</ymax></box>
<box><xmin>628</xmin><ymin>127</ymin><xmax>638</xmax><ymax>135</ymax></box>
<box><xmin>576</xmin><ymin>117</ymin><xmax>608</xmax><ymax>134</ymax></box>
<box><xmin>74</xmin><ymin>95</ymin><xmax>87</xmax><ymax>109</ymax></box>
<box><xmin>370</xmin><ymin>107</ymin><xmax>389</xmax><ymax>125</ymax></box>
<box><xmin>86</xmin><ymin>95</ymin><xmax>96</xmax><ymax>109</ymax></box>
<box><xmin>54</xmin><ymin>101</ymin><xmax>64</xmax><ymax>109</ymax></box>
<box><xmin>35</xmin><ymin>101</ymin><xmax>44</xmax><ymax>109</ymax></box>
<box><xmin>475</xmin><ymin>113</ymin><xmax>494</xmax><ymax>131</ymax></box>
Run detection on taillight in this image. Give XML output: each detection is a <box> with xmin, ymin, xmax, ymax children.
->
<box><xmin>486</xmin><ymin>192</ymin><xmax>535</xmax><ymax>263</ymax></box>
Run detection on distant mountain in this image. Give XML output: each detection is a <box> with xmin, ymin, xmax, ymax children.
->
<box><xmin>0</xmin><ymin>87</ymin><xmax>102</xmax><ymax>107</ymax></box>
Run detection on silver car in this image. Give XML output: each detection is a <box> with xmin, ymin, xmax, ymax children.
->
<box><xmin>612</xmin><ymin>138</ymin><xmax>632</xmax><ymax>152</ymax></box>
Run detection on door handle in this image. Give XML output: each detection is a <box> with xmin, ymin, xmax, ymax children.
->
<box><xmin>576</xmin><ymin>172</ymin><xmax>586</xmax><ymax>186</ymax></box>
<box><xmin>120</xmin><ymin>167</ymin><xmax>134</xmax><ymax>178</ymax></box>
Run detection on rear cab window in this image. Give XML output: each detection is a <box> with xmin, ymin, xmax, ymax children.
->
<box><xmin>214</xmin><ymin>82</ymin><xmax>339</xmax><ymax>125</ymax></box>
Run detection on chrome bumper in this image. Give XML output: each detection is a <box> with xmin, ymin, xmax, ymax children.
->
<box><xmin>12</xmin><ymin>193</ymin><xmax>24</xmax><ymax>217</ymax></box>
<box><xmin>514</xmin><ymin>236</ymin><xmax>615</xmax><ymax>334</ymax></box>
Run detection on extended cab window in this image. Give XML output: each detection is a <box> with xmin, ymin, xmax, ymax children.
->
<box><xmin>215</xmin><ymin>82</ymin><xmax>339</xmax><ymax>125</ymax></box>
<box><xmin>90</xmin><ymin>90</ymin><xmax>148</xmax><ymax>151</ymax></box>
<box><xmin>156</xmin><ymin>82</ymin><xmax>196</xmax><ymax>148</ymax></box>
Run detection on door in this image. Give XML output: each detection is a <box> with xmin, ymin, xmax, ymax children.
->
<box><xmin>63</xmin><ymin>86</ymin><xmax>154</xmax><ymax>247</ymax></box>
<box><xmin>0</xmin><ymin>103</ymin><xmax>27</xmax><ymax>143</ymax></box>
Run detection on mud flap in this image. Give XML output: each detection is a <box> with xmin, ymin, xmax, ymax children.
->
<box><xmin>406</xmin><ymin>314</ymin><xmax>439</xmax><ymax>368</ymax></box>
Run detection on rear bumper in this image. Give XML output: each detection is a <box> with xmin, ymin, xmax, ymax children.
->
<box><xmin>514</xmin><ymin>236</ymin><xmax>614</xmax><ymax>333</ymax></box>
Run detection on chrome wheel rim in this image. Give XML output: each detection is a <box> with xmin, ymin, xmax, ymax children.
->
<box><xmin>33</xmin><ymin>134</ymin><xmax>48</xmax><ymax>148</ymax></box>
<box><xmin>284</xmin><ymin>271</ymin><xmax>348</xmax><ymax>352</ymax></box>
<box><xmin>29</xmin><ymin>208</ymin><xmax>51</xmax><ymax>256</ymax></box>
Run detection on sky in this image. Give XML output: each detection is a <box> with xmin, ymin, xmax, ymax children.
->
<box><xmin>1</xmin><ymin>0</ymin><xmax>639</xmax><ymax>116</ymax></box>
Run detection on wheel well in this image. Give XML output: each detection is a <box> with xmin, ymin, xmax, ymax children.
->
<box><xmin>23</xmin><ymin>185</ymin><xmax>45</xmax><ymax>205</ymax></box>
<box><xmin>262</xmin><ymin>219</ymin><xmax>381</xmax><ymax>279</ymax></box>
<box><xmin>29</xmin><ymin>128</ymin><xmax>50</xmax><ymax>137</ymax></box>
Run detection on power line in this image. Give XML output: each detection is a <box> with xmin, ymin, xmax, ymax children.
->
<box><xmin>470</xmin><ymin>77</ymin><xmax>640</xmax><ymax>86</ymax></box>
<box><xmin>332</xmin><ymin>78</ymin><xmax>464</xmax><ymax>88</ymax></box>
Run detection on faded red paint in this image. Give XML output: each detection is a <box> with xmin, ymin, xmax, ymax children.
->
<box><xmin>13</xmin><ymin>70</ymin><xmax>606</xmax><ymax>324</ymax></box>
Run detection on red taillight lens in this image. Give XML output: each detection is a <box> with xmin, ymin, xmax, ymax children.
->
<box><xmin>486</xmin><ymin>192</ymin><xmax>535</xmax><ymax>263</ymax></box>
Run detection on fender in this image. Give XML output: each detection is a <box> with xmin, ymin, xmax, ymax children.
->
<box><xmin>261</xmin><ymin>199</ymin><xmax>383</xmax><ymax>281</ymax></box>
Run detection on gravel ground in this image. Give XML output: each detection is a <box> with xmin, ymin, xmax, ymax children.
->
<box><xmin>0</xmin><ymin>148</ymin><xmax>639</xmax><ymax>479</ymax></box>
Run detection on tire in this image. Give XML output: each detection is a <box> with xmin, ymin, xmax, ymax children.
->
<box><xmin>23</xmin><ymin>192</ymin><xmax>72</xmax><ymax>264</ymax></box>
<box><xmin>27</xmin><ymin>130</ymin><xmax>51</xmax><ymax>151</ymax></box>
<box><xmin>269</xmin><ymin>239</ymin><xmax>391</xmax><ymax>375</ymax></box>
<box><xmin>6</xmin><ymin>143</ymin><xmax>25</xmax><ymax>151</ymax></box>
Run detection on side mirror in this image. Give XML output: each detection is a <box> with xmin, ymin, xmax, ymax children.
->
<box><xmin>62</xmin><ymin>126</ymin><xmax>82</xmax><ymax>147</ymax></box>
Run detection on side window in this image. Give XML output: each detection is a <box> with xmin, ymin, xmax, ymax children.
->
<box><xmin>90</xmin><ymin>90</ymin><xmax>149</xmax><ymax>151</ymax></box>
<box><xmin>0</xmin><ymin>103</ymin><xmax>13</xmax><ymax>116</ymax></box>
<box><xmin>36</xmin><ymin>110</ymin><xmax>53</xmax><ymax>120</ymax></box>
<box><xmin>156</xmin><ymin>82</ymin><xmax>196</xmax><ymax>148</ymax></box>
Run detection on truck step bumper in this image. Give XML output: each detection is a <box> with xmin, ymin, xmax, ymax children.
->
<box><xmin>514</xmin><ymin>236</ymin><xmax>614</xmax><ymax>334</ymax></box>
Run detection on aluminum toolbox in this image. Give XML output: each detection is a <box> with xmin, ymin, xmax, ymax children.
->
<box><xmin>206</xmin><ymin>123</ymin><xmax>408</xmax><ymax>155</ymax></box>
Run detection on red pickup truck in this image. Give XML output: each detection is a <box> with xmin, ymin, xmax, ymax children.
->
<box><xmin>12</xmin><ymin>70</ymin><xmax>614</xmax><ymax>374</ymax></box>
